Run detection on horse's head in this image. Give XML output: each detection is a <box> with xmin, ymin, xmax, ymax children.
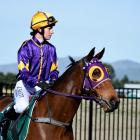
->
<box><xmin>81</xmin><ymin>47</ymin><xmax>120</xmax><ymax>112</ymax></box>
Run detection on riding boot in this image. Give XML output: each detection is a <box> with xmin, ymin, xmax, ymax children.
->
<box><xmin>4</xmin><ymin>107</ymin><xmax>20</xmax><ymax>120</ymax></box>
<box><xmin>0</xmin><ymin>107</ymin><xmax>20</xmax><ymax>138</ymax></box>
<box><xmin>1</xmin><ymin>118</ymin><xmax>11</xmax><ymax>139</ymax></box>
<box><xmin>0</xmin><ymin>112</ymin><xmax>4</xmax><ymax>122</ymax></box>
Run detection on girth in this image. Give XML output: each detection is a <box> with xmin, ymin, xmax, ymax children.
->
<box><xmin>32</xmin><ymin>117</ymin><xmax>70</xmax><ymax>128</ymax></box>
<box><xmin>27</xmin><ymin>93</ymin><xmax>71</xmax><ymax>128</ymax></box>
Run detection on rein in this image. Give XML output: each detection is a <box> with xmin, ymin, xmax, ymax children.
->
<box><xmin>44</xmin><ymin>86</ymin><xmax>111</xmax><ymax>108</ymax></box>
<box><xmin>29</xmin><ymin>88</ymin><xmax>98</xmax><ymax>128</ymax></box>
<box><xmin>45</xmin><ymin>88</ymin><xmax>97</xmax><ymax>100</ymax></box>
<box><xmin>29</xmin><ymin>85</ymin><xmax>109</xmax><ymax>128</ymax></box>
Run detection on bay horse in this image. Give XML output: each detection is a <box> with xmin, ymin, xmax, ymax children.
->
<box><xmin>0</xmin><ymin>96</ymin><xmax>12</xmax><ymax>112</ymax></box>
<box><xmin>0</xmin><ymin>48</ymin><xmax>120</xmax><ymax>140</ymax></box>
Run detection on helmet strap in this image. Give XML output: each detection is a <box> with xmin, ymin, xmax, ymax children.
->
<box><xmin>38</xmin><ymin>28</ymin><xmax>45</xmax><ymax>42</ymax></box>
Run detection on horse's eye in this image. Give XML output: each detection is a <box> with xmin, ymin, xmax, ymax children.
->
<box><xmin>92</xmin><ymin>68</ymin><xmax>101</xmax><ymax>77</ymax></box>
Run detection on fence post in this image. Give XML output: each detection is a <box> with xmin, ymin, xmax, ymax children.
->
<box><xmin>88</xmin><ymin>100</ymin><xmax>93</xmax><ymax>140</ymax></box>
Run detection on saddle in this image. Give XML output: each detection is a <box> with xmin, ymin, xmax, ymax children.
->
<box><xmin>0</xmin><ymin>98</ymin><xmax>36</xmax><ymax>140</ymax></box>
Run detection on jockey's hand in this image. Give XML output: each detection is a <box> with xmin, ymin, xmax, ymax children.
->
<box><xmin>36</xmin><ymin>81</ymin><xmax>52</xmax><ymax>90</ymax></box>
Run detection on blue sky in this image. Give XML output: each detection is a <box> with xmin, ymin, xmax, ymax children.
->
<box><xmin>0</xmin><ymin>0</ymin><xmax>140</xmax><ymax>65</ymax></box>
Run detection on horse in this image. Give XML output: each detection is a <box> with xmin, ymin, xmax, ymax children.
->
<box><xmin>0</xmin><ymin>48</ymin><xmax>120</xmax><ymax>140</ymax></box>
<box><xmin>0</xmin><ymin>96</ymin><xmax>12</xmax><ymax>112</ymax></box>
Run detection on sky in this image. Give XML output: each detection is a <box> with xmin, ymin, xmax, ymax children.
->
<box><xmin>0</xmin><ymin>0</ymin><xmax>140</xmax><ymax>65</ymax></box>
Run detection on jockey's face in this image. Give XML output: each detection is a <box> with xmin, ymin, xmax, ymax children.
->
<box><xmin>43</xmin><ymin>26</ymin><xmax>54</xmax><ymax>40</ymax></box>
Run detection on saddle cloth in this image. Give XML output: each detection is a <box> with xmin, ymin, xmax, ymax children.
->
<box><xmin>1</xmin><ymin>98</ymin><xmax>36</xmax><ymax>140</ymax></box>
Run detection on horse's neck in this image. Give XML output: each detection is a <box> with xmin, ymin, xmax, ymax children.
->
<box><xmin>47</xmin><ymin>64</ymin><xmax>84</xmax><ymax>122</ymax></box>
<box><xmin>34</xmin><ymin>62</ymin><xmax>84</xmax><ymax>123</ymax></box>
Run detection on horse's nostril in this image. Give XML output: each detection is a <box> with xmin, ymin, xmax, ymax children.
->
<box><xmin>110</xmin><ymin>100</ymin><xmax>115</xmax><ymax>106</ymax></box>
<box><xmin>110</xmin><ymin>99</ymin><xmax>120</xmax><ymax>108</ymax></box>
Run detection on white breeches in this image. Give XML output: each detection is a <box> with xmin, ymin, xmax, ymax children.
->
<box><xmin>13</xmin><ymin>80</ymin><xmax>41</xmax><ymax>113</ymax></box>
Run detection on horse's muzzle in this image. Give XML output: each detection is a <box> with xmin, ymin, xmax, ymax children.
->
<box><xmin>105</xmin><ymin>98</ymin><xmax>120</xmax><ymax>112</ymax></box>
<box><xmin>109</xmin><ymin>99</ymin><xmax>120</xmax><ymax>111</ymax></box>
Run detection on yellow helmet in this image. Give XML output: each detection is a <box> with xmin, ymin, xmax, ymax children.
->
<box><xmin>31</xmin><ymin>11</ymin><xmax>58</xmax><ymax>30</ymax></box>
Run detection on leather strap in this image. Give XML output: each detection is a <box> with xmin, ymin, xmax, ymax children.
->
<box><xmin>32</xmin><ymin>117</ymin><xmax>70</xmax><ymax>128</ymax></box>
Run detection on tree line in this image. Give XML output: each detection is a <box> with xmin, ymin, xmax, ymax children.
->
<box><xmin>0</xmin><ymin>72</ymin><xmax>17</xmax><ymax>84</ymax></box>
<box><xmin>104</xmin><ymin>63</ymin><xmax>140</xmax><ymax>88</ymax></box>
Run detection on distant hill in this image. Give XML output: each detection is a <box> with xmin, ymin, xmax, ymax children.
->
<box><xmin>0</xmin><ymin>57</ymin><xmax>79</xmax><ymax>75</ymax></box>
<box><xmin>111</xmin><ymin>60</ymin><xmax>140</xmax><ymax>81</ymax></box>
<box><xmin>0</xmin><ymin>63</ymin><xmax>18</xmax><ymax>74</ymax></box>
<box><xmin>0</xmin><ymin>58</ymin><xmax>140</xmax><ymax>81</ymax></box>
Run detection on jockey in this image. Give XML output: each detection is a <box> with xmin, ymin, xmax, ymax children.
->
<box><xmin>13</xmin><ymin>11</ymin><xmax>59</xmax><ymax>114</ymax></box>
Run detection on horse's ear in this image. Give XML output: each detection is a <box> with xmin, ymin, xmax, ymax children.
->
<box><xmin>85</xmin><ymin>47</ymin><xmax>95</xmax><ymax>62</ymax></box>
<box><xmin>94</xmin><ymin>48</ymin><xmax>105</xmax><ymax>60</ymax></box>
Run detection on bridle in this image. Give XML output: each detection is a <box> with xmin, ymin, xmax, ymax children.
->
<box><xmin>27</xmin><ymin>58</ymin><xmax>111</xmax><ymax>127</ymax></box>
<box><xmin>81</xmin><ymin>58</ymin><xmax>111</xmax><ymax>108</ymax></box>
<box><xmin>82</xmin><ymin>58</ymin><xmax>110</xmax><ymax>90</ymax></box>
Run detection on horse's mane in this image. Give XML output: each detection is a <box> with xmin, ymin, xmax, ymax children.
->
<box><xmin>66</xmin><ymin>56</ymin><xmax>76</xmax><ymax>69</ymax></box>
<box><xmin>58</xmin><ymin>56</ymin><xmax>81</xmax><ymax>80</ymax></box>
